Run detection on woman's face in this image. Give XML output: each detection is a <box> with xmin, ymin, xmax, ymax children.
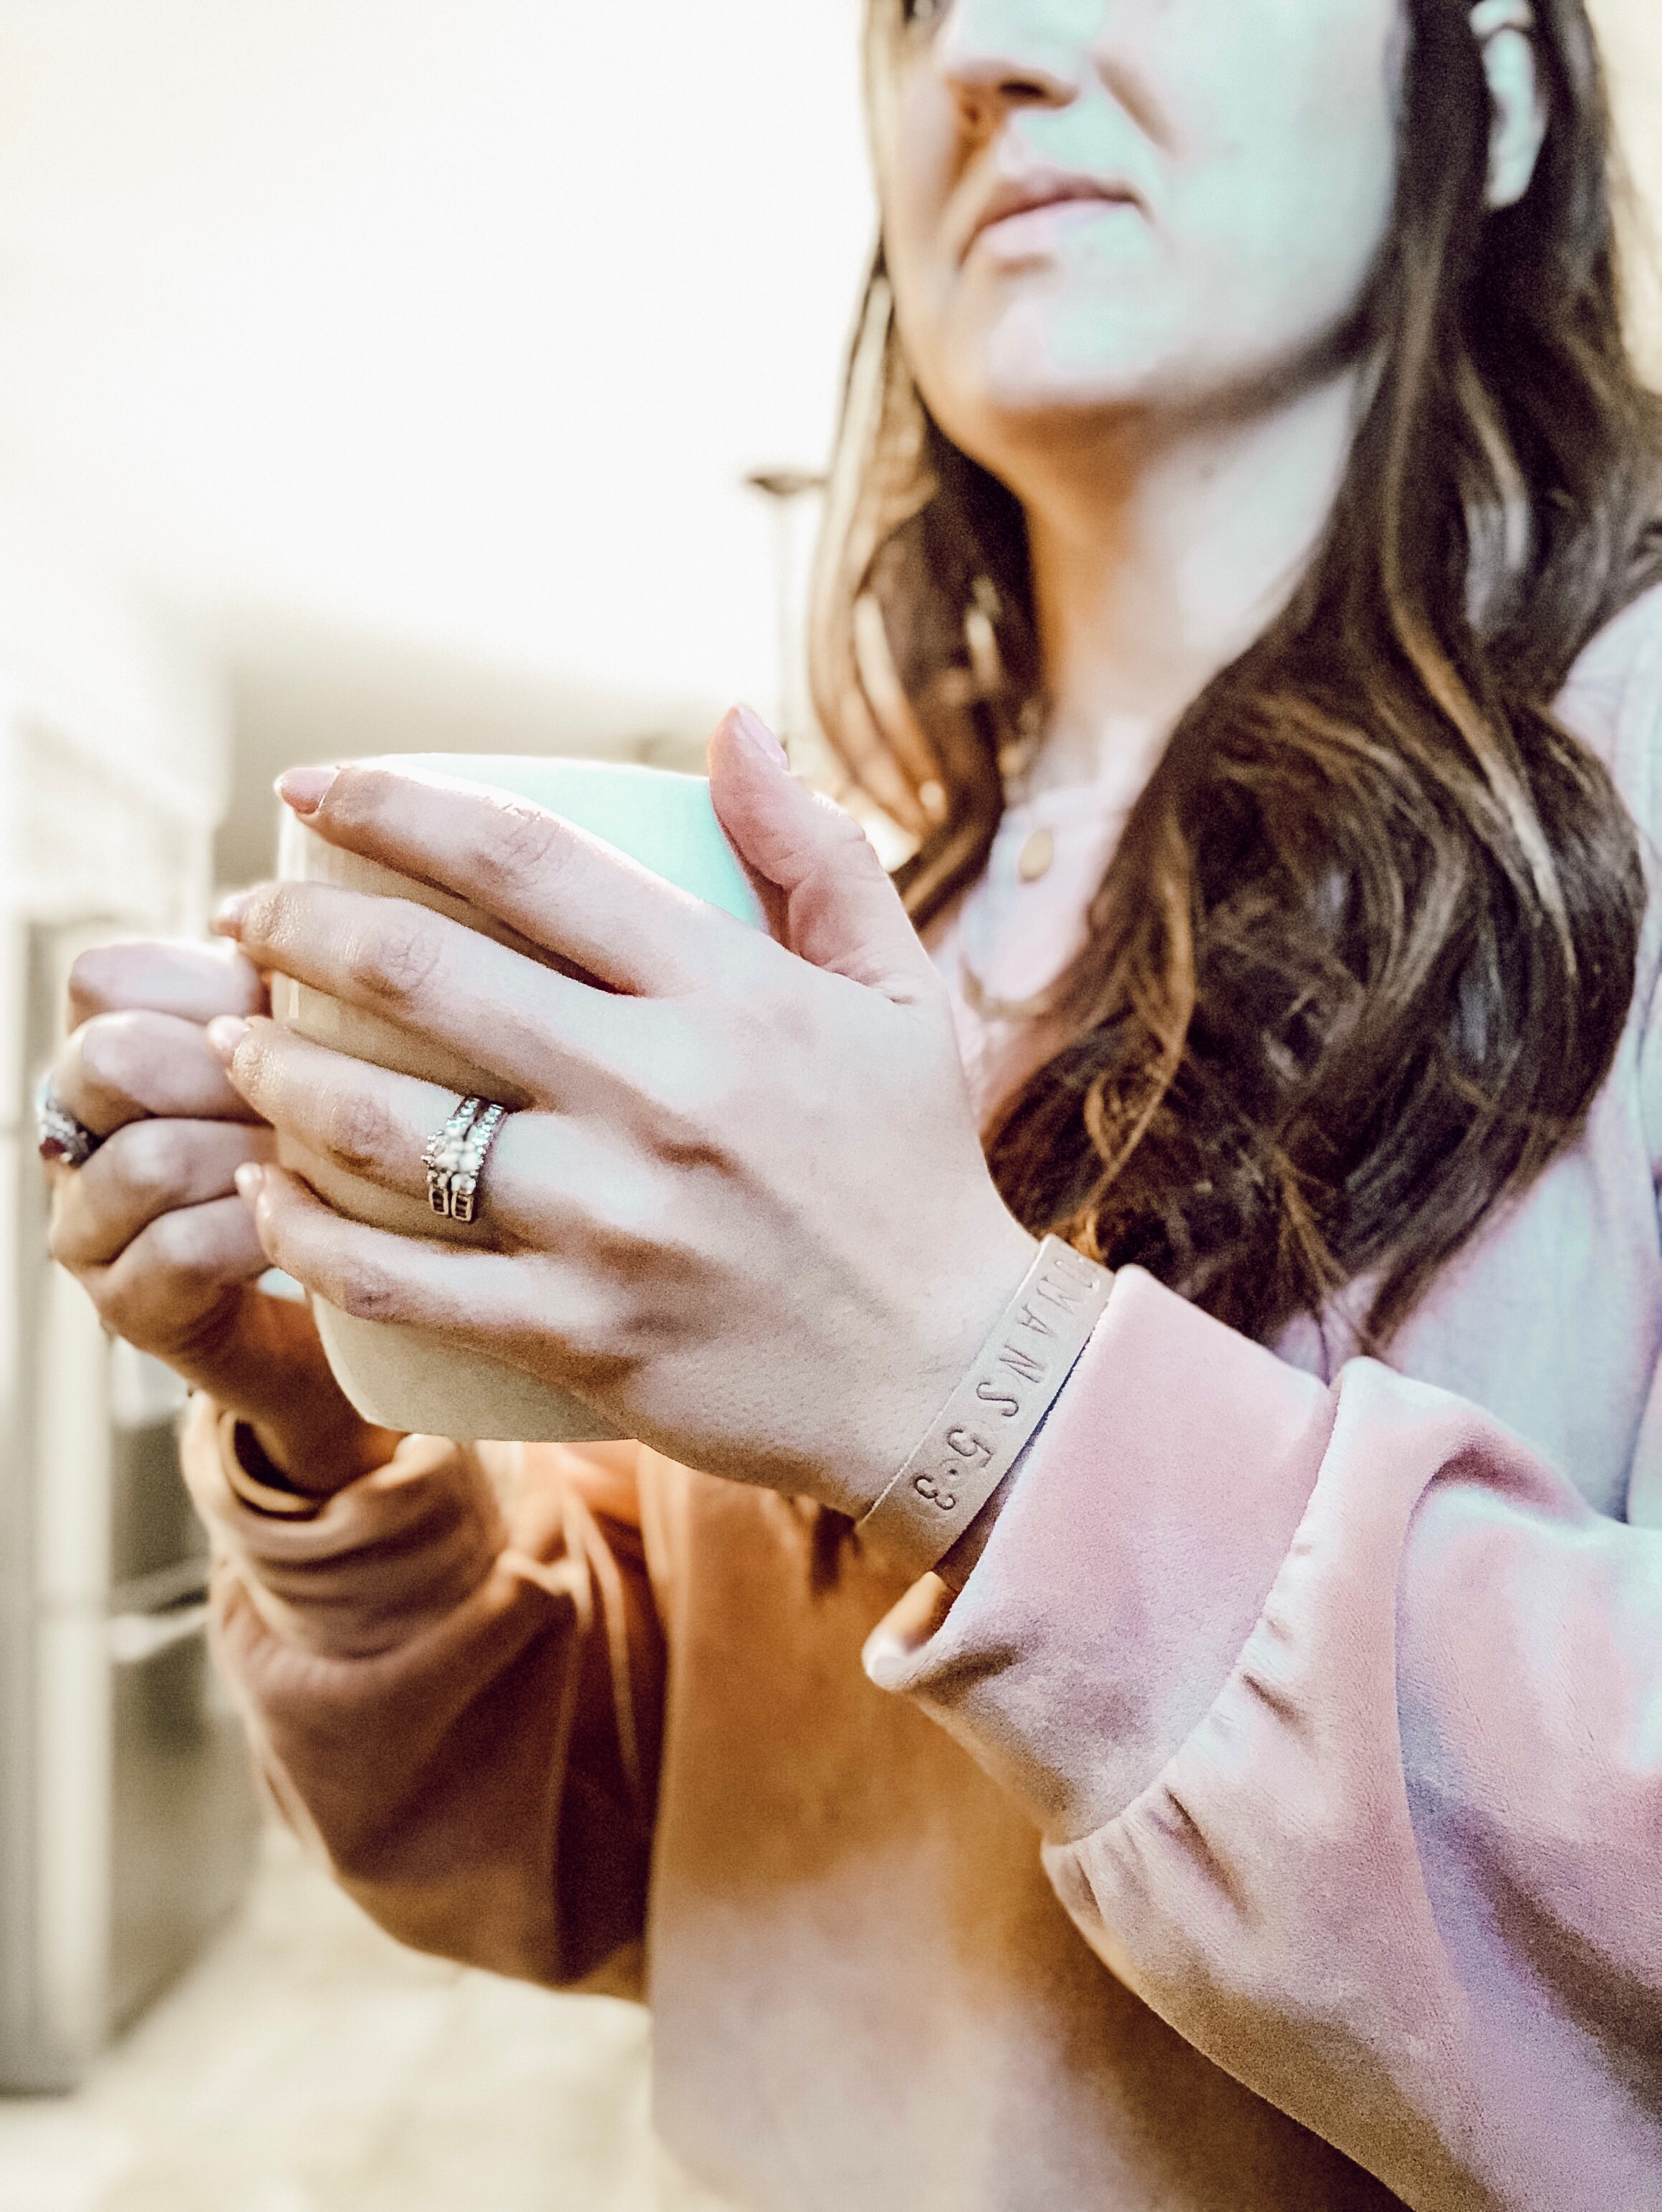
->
<box><xmin>877</xmin><ymin>0</ymin><xmax>1404</xmax><ymax>468</ymax></box>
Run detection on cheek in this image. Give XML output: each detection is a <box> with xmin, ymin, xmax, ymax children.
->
<box><xmin>876</xmin><ymin>0</ymin><xmax>1403</xmax><ymax>435</ymax></box>
<box><xmin>1172</xmin><ymin>3</ymin><xmax>1400</xmax><ymax>352</ymax></box>
<box><xmin>875</xmin><ymin>75</ymin><xmax>966</xmax><ymax>398</ymax></box>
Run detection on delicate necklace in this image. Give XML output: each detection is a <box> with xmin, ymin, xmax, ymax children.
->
<box><xmin>958</xmin><ymin>958</ymin><xmax>1060</xmax><ymax>1027</ymax></box>
<box><xmin>957</xmin><ymin>829</ymin><xmax>1068</xmax><ymax>1026</ymax></box>
<box><xmin>959</xmin><ymin>703</ymin><xmax>1069</xmax><ymax>1025</ymax></box>
<box><xmin>1016</xmin><ymin>825</ymin><xmax>1055</xmax><ymax>883</ymax></box>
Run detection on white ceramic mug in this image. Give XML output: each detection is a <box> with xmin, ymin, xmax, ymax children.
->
<box><xmin>272</xmin><ymin>754</ymin><xmax>768</xmax><ymax>1443</ymax></box>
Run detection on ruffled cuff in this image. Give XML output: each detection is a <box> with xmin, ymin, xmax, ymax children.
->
<box><xmin>181</xmin><ymin>1395</ymin><xmax>509</xmax><ymax>1662</ymax></box>
<box><xmin>863</xmin><ymin>1268</ymin><xmax>1335</xmax><ymax>1842</ymax></box>
<box><xmin>219</xmin><ymin>1410</ymin><xmax>328</xmax><ymax>1519</ymax></box>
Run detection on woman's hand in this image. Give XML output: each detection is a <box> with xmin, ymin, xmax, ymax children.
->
<box><xmin>210</xmin><ymin>708</ymin><xmax>1038</xmax><ymax>1518</ymax></box>
<box><xmin>44</xmin><ymin>940</ymin><xmax>399</xmax><ymax>1493</ymax></box>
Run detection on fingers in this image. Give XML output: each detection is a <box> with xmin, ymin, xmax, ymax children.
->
<box><xmin>90</xmin><ymin>1194</ymin><xmax>272</xmax><ymax>1350</ymax></box>
<box><xmin>708</xmin><ymin>708</ymin><xmax>936</xmax><ymax>1000</ymax></box>
<box><xmin>272</xmin><ymin>762</ymin><xmax>754</xmax><ymax>996</ymax></box>
<box><xmin>209</xmin><ymin>1017</ymin><xmax>462</xmax><ymax>1203</ymax></box>
<box><xmin>49</xmin><ymin>1118</ymin><xmax>276</xmax><ymax>1270</ymax></box>
<box><xmin>54</xmin><ymin>1010</ymin><xmax>264</xmax><ymax>1138</ymax></box>
<box><xmin>246</xmin><ymin>1164</ymin><xmax>541</xmax><ymax>1346</ymax></box>
<box><xmin>68</xmin><ymin>939</ymin><xmax>266</xmax><ymax>1028</ymax></box>
<box><xmin>207</xmin><ymin>1016</ymin><xmax>613</xmax><ymax>1252</ymax></box>
<box><xmin>246</xmin><ymin>1162</ymin><xmax>696</xmax><ymax>1424</ymax></box>
<box><xmin>241</xmin><ymin>1159</ymin><xmax>658</xmax><ymax>1426</ymax></box>
<box><xmin>213</xmin><ymin>883</ymin><xmax>649</xmax><ymax>1109</ymax></box>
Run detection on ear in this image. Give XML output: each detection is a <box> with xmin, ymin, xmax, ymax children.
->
<box><xmin>1471</xmin><ymin>0</ymin><xmax>1549</xmax><ymax>212</ymax></box>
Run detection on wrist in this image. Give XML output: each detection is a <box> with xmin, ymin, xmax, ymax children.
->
<box><xmin>830</xmin><ymin>1217</ymin><xmax>1039</xmax><ymax>1522</ymax></box>
<box><xmin>857</xmin><ymin>1234</ymin><xmax>1112</xmax><ymax>1581</ymax></box>
<box><xmin>244</xmin><ymin>1406</ymin><xmax>403</xmax><ymax>1499</ymax></box>
<box><xmin>183</xmin><ymin>1291</ymin><xmax>403</xmax><ymax>1497</ymax></box>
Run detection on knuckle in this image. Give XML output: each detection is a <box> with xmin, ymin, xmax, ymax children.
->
<box><xmin>147</xmin><ymin>1206</ymin><xmax>218</xmax><ymax>1282</ymax></box>
<box><xmin>76</xmin><ymin>1014</ymin><xmax>143</xmax><ymax>1105</ymax></box>
<box><xmin>111</xmin><ymin>1118</ymin><xmax>190</xmax><ymax>1209</ymax></box>
<box><xmin>796</xmin><ymin>795</ymin><xmax>884</xmax><ymax>886</ymax></box>
<box><xmin>246</xmin><ymin>884</ymin><xmax>289</xmax><ymax>937</ymax></box>
<box><xmin>67</xmin><ymin>945</ymin><xmax>131</xmax><ymax>1022</ymax></box>
<box><xmin>229</xmin><ymin>885</ymin><xmax>289</xmax><ymax>958</ymax></box>
<box><xmin>320</xmin><ymin>1087</ymin><xmax>398</xmax><ymax>1175</ymax></box>
<box><xmin>820</xmin><ymin>798</ymin><xmax>877</xmax><ymax>860</ymax></box>
<box><xmin>470</xmin><ymin>801</ymin><xmax>567</xmax><ymax>903</ymax></box>
<box><xmin>657</xmin><ymin>1101</ymin><xmax>737</xmax><ymax>1173</ymax></box>
<box><xmin>343</xmin><ymin>908</ymin><xmax>443</xmax><ymax>1006</ymax></box>
<box><xmin>329</xmin><ymin>1255</ymin><xmax>405</xmax><ymax>1324</ymax></box>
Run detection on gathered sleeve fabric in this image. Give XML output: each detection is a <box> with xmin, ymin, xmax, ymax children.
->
<box><xmin>181</xmin><ymin>1398</ymin><xmax>667</xmax><ymax>1994</ymax></box>
<box><xmin>865</xmin><ymin>1266</ymin><xmax>1662</xmax><ymax>2210</ymax></box>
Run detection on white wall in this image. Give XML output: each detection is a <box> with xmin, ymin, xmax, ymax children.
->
<box><xmin>0</xmin><ymin>1</ymin><xmax>874</xmax><ymax>731</ymax></box>
<box><xmin>1593</xmin><ymin>0</ymin><xmax>1662</xmax><ymax>379</ymax></box>
<box><xmin>0</xmin><ymin>504</ymin><xmax>225</xmax><ymax>824</ymax></box>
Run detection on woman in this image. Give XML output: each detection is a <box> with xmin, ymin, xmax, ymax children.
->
<box><xmin>42</xmin><ymin>0</ymin><xmax>1662</xmax><ymax>2204</ymax></box>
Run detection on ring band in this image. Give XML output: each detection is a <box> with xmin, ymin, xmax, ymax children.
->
<box><xmin>423</xmin><ymin>1096</ymin><xmax>509</xmax><ymax>1225</ymax></box>
<box><xmin>35</xmin><ymin>1077</ymin><xmax>105</xmax><ymax>1170</ymax></box>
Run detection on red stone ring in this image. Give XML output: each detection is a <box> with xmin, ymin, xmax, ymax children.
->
<box><xmin>36</xmin><ymin>1077</ymin><xmax>104</xmax><ymax>1169</ymax></box>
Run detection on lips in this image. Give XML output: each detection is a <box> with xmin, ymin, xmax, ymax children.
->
<box><xmin>967</xmin><ymin>173</ymin><xmax>1141</xmax><ymax>258</ymax></box>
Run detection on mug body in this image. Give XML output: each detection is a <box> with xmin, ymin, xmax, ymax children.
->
<box><xmin>272</xmin><ymin>754</ymin><xmax>767</xmax><ymax>1443</ymax></box>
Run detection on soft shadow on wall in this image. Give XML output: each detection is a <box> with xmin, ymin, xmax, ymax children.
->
<box><xmin>213</xmin><ymin>620</ymin><xmax>728</xmax><ymax>891</ymax></box>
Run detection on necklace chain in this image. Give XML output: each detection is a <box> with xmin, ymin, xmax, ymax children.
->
<box><xmin>958</xmin><ymin>958</ymin><xmax>1057</xmax><ymax>1026</ymax></box>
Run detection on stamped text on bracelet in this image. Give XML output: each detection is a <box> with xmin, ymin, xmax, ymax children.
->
<box><xmin>909</xmin><ymin>1247</ymin><xmax>1107</xmax><ymax>1511</ymax></box>
<box><xmin>857</xmin><ymin>1238</ymin><xmax>1113</xmax><ymax>1577</ymax></box>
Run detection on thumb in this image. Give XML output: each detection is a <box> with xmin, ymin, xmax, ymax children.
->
<box><xmin>708</xmin><ymin>706</ymin><xmax>933</xmax><ymax>998</ymax></box>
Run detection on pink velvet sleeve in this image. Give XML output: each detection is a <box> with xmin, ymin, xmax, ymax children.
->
<box><xmin>865</xmin><ymin>1266</ymin><xmax>1662</xmax><ymax>2208</ymax></box>
<box><xmin>181</xmin><ymin>1398</ymin><xmax>666</xmax><ymax>1994</ymax></box>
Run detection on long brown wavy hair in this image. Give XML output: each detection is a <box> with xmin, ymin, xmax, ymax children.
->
<box><xmin>811</xmin><ymin>0</ymin><xmax>1662</xmax><ymax>1354</ymax></box>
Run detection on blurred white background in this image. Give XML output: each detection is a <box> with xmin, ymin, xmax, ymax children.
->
<box><xmin>0</xmin><ymin>0</ymin><xmax>875</xmax><ymax>880</ymax></box>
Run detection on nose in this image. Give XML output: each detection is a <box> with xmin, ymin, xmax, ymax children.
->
<box><xmin>936</xmin><ymin>0</ymin><xmax>1092</xmax><ymax>116</ymax></box>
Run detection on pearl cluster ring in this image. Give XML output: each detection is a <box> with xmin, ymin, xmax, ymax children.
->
<box><xmin>423</xmin><ymin>1096</ymin><xmax>509</xmax><ymax>1225</ymax></box>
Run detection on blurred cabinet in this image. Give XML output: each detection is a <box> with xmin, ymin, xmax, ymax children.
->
<box><xmin>0</xmin><ymin>699</ymin><xmax>258</xmax><ymax>2091</ymax></box>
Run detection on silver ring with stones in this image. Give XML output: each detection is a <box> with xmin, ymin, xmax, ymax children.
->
<box><xmin>35</xmin><ymin>1076</ymin><xmax>105</xmax><ymax>1169</ymax></box>
<box><xmin>422</xmin><ymin>1096</ymin><xmax>509</xmax><ymax>1226</ymax></box>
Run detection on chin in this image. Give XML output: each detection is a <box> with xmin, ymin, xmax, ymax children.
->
<box><xmin>938</xmin><ymin>287</ymin><xmax>1348</xmax><ymax>458</ymax></box>
<box><xmin>954</xmin><ymin>309</ymin><xmax>1176</xmax><ymax>433</ymax></box>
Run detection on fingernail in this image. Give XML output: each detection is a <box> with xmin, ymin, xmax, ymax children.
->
<box><xmin>731</xmin><ymin>705</ymin><xmax>789</xmax><ymax>769</ymax></box>
<box><xmin>213</xmin><ymin>890</ymin><xmax>252</xmax><ymax>938</ymax></box>
<box><xmin>206</xmin><ymin>1015</ymin><xmax>251</xmax><ymax>1066</ymax></box>
<box><xmin>234</xmin><ymin>1163</ymin><xmax>265</xmax><ymax>1205</ymax></box>
<box><xmin>276</xmin><ymin>766</ymin><xmax>338</xmax><ymax>817</ymax></box>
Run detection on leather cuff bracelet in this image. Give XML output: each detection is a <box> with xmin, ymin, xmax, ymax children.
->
<box><xmin>856</xmin><ymin>1236</ymin><xmax>1113</xmax><ymax>1580</ymax></box>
